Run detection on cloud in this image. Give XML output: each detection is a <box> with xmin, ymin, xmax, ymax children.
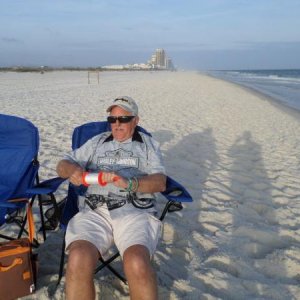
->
<box><xmin>1</xmin><ymin>37</ymin><xmax>23</xmax><ymax>44</ymax></box>
<box><xmin>233</xmin><ymin>40</ymin><xmax>300</xmax><ymax>51</ymax></box>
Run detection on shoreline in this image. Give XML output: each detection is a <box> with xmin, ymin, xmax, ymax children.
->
<box><xmin>202</xmin><ymin>71</ymin><xmax>300</xmax><ymax>121</ymax></box>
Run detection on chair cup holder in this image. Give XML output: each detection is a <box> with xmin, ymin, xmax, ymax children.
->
<box><xmin>167</xmin><ymin>202</ymin><xmax>183</xmax><ymax>212</ymax></box>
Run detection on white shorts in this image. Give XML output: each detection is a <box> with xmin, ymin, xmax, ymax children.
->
<box><xmin>65</xmin><ymin>206</ymin><xmax>162</xmax><ymax>259</ymax></box>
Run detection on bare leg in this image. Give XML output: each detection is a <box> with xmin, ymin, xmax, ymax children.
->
<box><xmin>123</xmin><ymin>245</ymin><xmax>158</xmax><ymax>300</ymax></box>
<box><xmin>65</xmin><ymin>240</ymin><xmax>99</xmax><ymax>300</ymax></box>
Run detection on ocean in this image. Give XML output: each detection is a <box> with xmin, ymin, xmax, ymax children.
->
<box><xmin>206</xmin><ymin>69</ymin><xmax>300</xmax><ymax>113</ymax></box>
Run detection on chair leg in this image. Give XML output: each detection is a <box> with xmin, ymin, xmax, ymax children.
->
<box><xmin>102</xmin><ymin>263</ymin><xmax>127</xmax><ymax>285</ymax></box>
<box><xmin>50</xmin><ymin>193</ymin><xmax>59</xmax><ymax>226</ymax></box>
<box><xmin>57</xmin><ymin>234</ymin><xmax>66</xmax><ymax>287</ymax></box>
<box><xmin>17</xmin><ymin>196</ymin><xmax>36</xmax><ymax>239</ymax></box>
<box><xmin>38</xmin><ymin>194</ymin><xmax>47</xmax><ymax>241</ymax></box>
<box><xmin>159</xmin><ymin>200</ymin><xmax>172</xmax><ymax>221</ymax></box>
<box><xmin>96</xmin><ymin>253</ymin><xmax>127</xmax><ymax>285</ymax></box>
<box><xmin>0</xmin><ymin>233</ymin><xmax>15</xmax><ymax>241</ymax></box>
<box><xmin>16</xmin><ymin>197</ymin><xmax>39</xmax><ymax>246</ymax></box>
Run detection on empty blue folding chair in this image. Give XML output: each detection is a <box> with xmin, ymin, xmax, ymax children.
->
<box><xmin>57</xmin><ymin>121</ymin><xmax>193</xmax><ymax>285</ymax></box>
<box><xmin>0</xmin><ymin>114</ymin><xmax>64</xmax><ymax>242</ymax></box>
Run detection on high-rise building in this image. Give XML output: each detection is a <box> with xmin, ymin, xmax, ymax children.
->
<box><xmin>155</xmin><ymin>48</ymin><xmax>166</xmax><ymax>68</ymax></box>
<box><xmin>148</xmin><ymin>48</ymin><xmax>175</xmax><ymax>70</ymax></box>
<box><xmin>166</xmin><ymin>58</ymin><xmax>174</xmax><ymax>70</ymax></box>
<box><xmin>150</xmin><ymin>54</ymin><xmax>156</xmax><ymax>65</ymax></box>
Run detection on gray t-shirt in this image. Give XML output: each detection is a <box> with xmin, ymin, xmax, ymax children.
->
<box><xmin>64</xmin><ymin>129</ymin><xmax>166</xmax><ymax>213</ymax></box>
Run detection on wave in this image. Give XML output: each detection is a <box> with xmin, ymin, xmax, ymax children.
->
<box><xmin>206</xmin><ymin>69</ymin><xmax>300</xmax><ymax>112</ymax></box>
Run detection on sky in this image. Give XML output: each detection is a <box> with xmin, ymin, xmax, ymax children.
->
<box><xmin>1</xmin><ymin>0</ymin><xmax>300</xmax><ymax>70</ymax></box>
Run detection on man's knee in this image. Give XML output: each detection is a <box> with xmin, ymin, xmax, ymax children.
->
<box><xmin>123</xmin><ymin>245</ymin><xmax>152</xmax><ymax>277</ymax></box>
<box><xmin>67</xmin><ymin>240</ymin><xmax>99</xmax><ymax>273</ymax></box>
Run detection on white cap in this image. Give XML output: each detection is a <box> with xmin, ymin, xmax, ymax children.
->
<box><xmin>107</xmin><ymin>96</ymin><xmax>138</xmax><ymax>116</ymax></box>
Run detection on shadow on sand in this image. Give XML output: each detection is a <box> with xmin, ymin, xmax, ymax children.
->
<box><xmin>154</xmin><ymin>128</ymin><xmax>218</xmax><ymax>299</ymax></box>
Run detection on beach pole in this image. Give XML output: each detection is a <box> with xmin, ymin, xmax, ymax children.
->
<box><xmin>88</xmin><ymin>71</ymin><xmax>100</xmax><ymax>84</ymax></box>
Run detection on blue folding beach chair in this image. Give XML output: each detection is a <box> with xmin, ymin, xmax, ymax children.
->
<box><xmin>57</xmin><ymin>121</ymin><xmax>193</xmax><ymax>285</ymax></box>
<box><xmin>0</xmin><ymin>114</ymin><xmax>64</xmax><ymax>242</ymax></box>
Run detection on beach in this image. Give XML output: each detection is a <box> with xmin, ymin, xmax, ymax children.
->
<box><xmin>1</xmin><ymin>70</ymin><xmax>300</xmax><ymax>299</ymax></box>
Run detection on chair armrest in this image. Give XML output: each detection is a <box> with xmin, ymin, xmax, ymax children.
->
<box><xmin>26</xmin><ymin>177</ymin><xmax>66</xmax><ymax>195</ymax></box>
<box><xmin>161</xmin><ymin>176</ymin><xmax>193</xmax><ymax>203</ymax></box>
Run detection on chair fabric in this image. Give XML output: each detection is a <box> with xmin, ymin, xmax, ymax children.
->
<box><xmin>0</xmin><ymin>114</ymin><xmax>64</xmax><ymax>241</ymax></box>
<box><xmin>57</xmin><ymin>121</ymin><xmax>193</xmax><ymax>285</ymax></box>
<box><xmin>0</xmin><ymin>114</ymin><xmax>39</xmax><ymax>225</ymax></box>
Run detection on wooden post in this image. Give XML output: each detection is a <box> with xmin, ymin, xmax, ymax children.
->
<box><xmin>88</xmin><ymin>71</ymin><xmax>100</xmax><ymax>84</ymax></box>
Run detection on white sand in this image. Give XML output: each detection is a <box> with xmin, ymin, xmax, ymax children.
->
<box><xmin>1</xmin><ymin>70</ymin><xmax>300</xmax><ymax>299</ymax></box>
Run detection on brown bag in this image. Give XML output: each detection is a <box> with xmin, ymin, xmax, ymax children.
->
<box><xmin>0</xmin><ymin>201</ymin><xmax>37</xmax><ymax>300</ymax></box>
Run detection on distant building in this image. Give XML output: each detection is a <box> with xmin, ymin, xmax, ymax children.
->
<box><xmin>155</xmin><ymin>49</ymin><xmax>166</xmax><ymax>68</ymax></box>
<box><xmin>148</xmin><ymin>48</ymin><xmax>175</xmax><ymax>70</ymax></box>
<box><xmin>101</xmin><ymin>48</ymin><xmax>175</xmax><ymax>71</ymax></box>
<box><xmin>102</xmin><ymin>65</ymin><xmax>125</xmax><ymax>70</ymax></box>
<box><xmin>166</xmin><ymin>58</ymin><xmax>175</xmax><ymax>70</ymax></box>
<box><xmin>150</xmin><ymin>54</ymin><xmax>157</xmax><ymax>66</ymax></box>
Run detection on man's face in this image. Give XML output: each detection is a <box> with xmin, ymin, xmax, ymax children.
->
<box><xmin>110</xmin><ymin>106</ymin><xmax>139</xmax><ymax>142</ymax></box>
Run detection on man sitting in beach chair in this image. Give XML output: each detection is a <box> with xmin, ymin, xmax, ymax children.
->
<box><xmin>56</xmin><ymin>96</ymin><xmax>166</xmax><ymax>300</ymax></box>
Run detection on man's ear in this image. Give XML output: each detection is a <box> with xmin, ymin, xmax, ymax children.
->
<box><xmin>134</xmin><ymin>116</ymin><xmax>139</xmax><ymax>125</ymax></box>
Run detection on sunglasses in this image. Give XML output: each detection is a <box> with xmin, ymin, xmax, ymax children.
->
<box><xmin>107</xmin><ymin>116</ymin><xmax>135</xmax><ymax>124</ymax></box>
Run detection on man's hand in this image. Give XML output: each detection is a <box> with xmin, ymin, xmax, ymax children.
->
<box><xmin>101</xmin><ymin>172</ymin><xmax>127</xmax><ymax>189</ymax></box>
<box><xmin>56</xmin><ymin>159</ymin><xmax>84</xmax><ymax>186</ymax></box>
<box><xmin>69</xmin><ymin>168</ymin><xmax>84</xmax><ymax>186</ymax></box>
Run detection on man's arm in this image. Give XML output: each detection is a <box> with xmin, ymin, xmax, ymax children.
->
<box><xmin>103</xmin><ymin>172</ymin><xmax>166</xmax><ymax>193</ymax></box>
<box><xmin>56</xmin><ymin>159</ymin><xmax>84</xmax><ymax>186</ymax></box>
<box><xmin>134</xmin><ymin>173</ymin><xmax>166</xmax><ymax>193</ymax></box>
<box><xmin>57</xmin><ymin>161</ymin><xmax>167</xmax><ymax>192</ymax></box>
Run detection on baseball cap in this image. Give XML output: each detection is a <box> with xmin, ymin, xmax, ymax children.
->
<box><xmin>106</xmin><ymin>96</ymin><xmax>138</xmax><ymax>116</ymax></box>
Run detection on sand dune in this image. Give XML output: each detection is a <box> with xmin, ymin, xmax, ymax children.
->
<box><xmin>1</xmin><ymin>70</ymin><xmax>300</xmax><ymax>299</ymax></box>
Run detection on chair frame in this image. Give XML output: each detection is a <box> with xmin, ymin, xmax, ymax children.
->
<box><xmin>56</xmin><ymin>121</ymin><xmax>193</xmax><ymax>286</ymax></box>
<box><xmin>58</xmin><ymin>197</ymin><xmax>183</xmax><ymax>285</ymax></box>
<box><xmin>0</xmin><ymin>114</ymin><xmax>63</xmax><ymax>244</ymax></box>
